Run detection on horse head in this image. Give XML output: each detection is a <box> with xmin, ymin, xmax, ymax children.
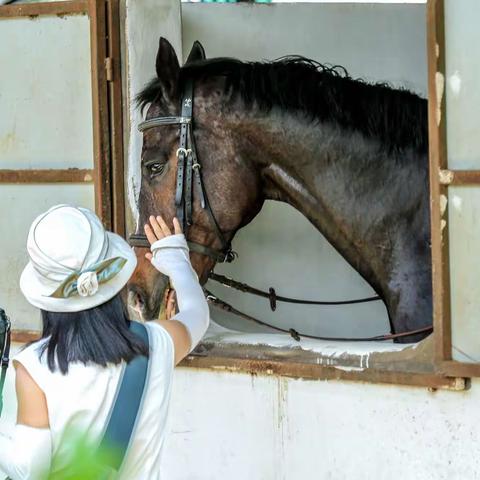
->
<box><xmin>128</xmin><ymin>37</ymin><xmax>432</xmax><ymax>342</ymax></box>
<box><xmin>128</xmin><ymin>38</ymin><xmax>264</xmax><ymax>320</ymax></box>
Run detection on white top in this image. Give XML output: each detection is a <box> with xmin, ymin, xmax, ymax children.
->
<box><xmin>13</xmin><ymin>321</ymin><xmax>175</xmax><ymax>479</ymax></box>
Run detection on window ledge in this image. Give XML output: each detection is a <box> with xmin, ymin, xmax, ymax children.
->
<box><xmin>180</xmin><ymin>323</ymin><xmax>466</xmax><ymax>391</ymax></box>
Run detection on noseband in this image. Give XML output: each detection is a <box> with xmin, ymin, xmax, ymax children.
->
<box><xmin>129</xmin><ymin>78</ymin><xmax>236</xmax><ymax>264</ymax></box>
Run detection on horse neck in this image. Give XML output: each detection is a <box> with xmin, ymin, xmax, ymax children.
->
<box><xmin>234</xmin><ymin>111</ymin><xmax>431</xmax><ymax>301</ymax></box>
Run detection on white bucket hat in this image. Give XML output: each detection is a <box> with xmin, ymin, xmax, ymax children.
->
<box><xmin>20</xmin><ymin>205</ymin><xmax>137</xmax><ymax>312</ymax></box>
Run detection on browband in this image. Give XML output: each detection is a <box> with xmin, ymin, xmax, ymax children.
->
<box><xmin>138</xmin><ymin>116</ymin><xmax>191</xmax><ymax>132</ymax></box>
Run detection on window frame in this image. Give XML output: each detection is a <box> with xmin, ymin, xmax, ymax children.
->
<box><xmin>2</xmin><ymin>0</ymin><xmax>125</xmax><ymax>336</ymax></box>
<box><xmin>428</xmin><ymin>0</ymin><xmax>480</xmax><ymax>379</ymax></box>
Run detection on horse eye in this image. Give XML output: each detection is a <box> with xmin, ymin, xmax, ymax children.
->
<box><xmin>146</xmin><ymin>162</ymin><xmax>165</xmax><ymax>177</ymax></box>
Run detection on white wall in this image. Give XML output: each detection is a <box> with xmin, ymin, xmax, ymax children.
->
<box><xmin>1</xmin><ymin>351</ymin><xmax>479</xmax><ymax>480</ymax></box>
<box><xmin>182</xmin><ymin>2</ymin><xmax>427</xmax><ymax>337</ymax></box>
<box><xmin>162</xmin><ymin>368</ymin><xmax>480</xmax><ymax>480</ymax></box>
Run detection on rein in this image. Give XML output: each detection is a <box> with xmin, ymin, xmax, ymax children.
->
<box><xmin>131</xmin><ymin>76</ymin><xmax>432</xmax><ymax>343</ymax></box>
<box><xmin>209</xmin><ymin>272</ymin><xmax>381</xmax><ymax>310</ymax></box>
<box><xmin>205</xmin><ymin>291</ymin><xmax>433</xmax><ymax>342</ymax></box>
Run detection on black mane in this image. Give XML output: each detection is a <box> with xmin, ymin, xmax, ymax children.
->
<box><xmin>138</xmin><ymin>56</ymin><xmax>427</xmax><ymax>153</ymax></box>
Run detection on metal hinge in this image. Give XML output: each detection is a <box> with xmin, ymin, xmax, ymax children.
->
<box><xmin>105</xmin><ymin>57</ymin><xmax>114</xmax><ymax>82</ymax></box>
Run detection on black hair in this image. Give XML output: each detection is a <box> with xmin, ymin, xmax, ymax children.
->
<box><xmin>35</xmin><ymin>294</ymin><xmax>149</xmax><ymax>374</ymax></box>
<box><xmin>137</xmin><ymin>56</ymin><xmax>427</xmax><ymax>154</ymax></box>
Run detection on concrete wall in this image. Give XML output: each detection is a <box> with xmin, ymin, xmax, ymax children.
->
<box><xmin>182</xmin><ymin>2</ymin><xmax>427</xmax><ymax>337</ymax></box>
<box><xmin>1</xmin><ymin>349</ymin><xmax>479</xmax><ymax>480</ymax></box>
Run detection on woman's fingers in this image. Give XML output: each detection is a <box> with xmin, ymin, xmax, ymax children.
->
<box><xmin>156</xmin><ymin>215</ymin><xmax>172</xmax><ymax>237</ymax></box>
<box><xmin>145</xmin><ymin>215</ymin><xmax>179</xmax><ymax>246</ymax></box>
<box><xmin>145</xmin><ymin>252</ymin><xmax>153</xmax><ymax>261</ymax></box>
<box><xmin>144</xmin><ymin>224</ymin><xmax>158</xmax><ymax>245</ymax></box>
<box><xmin>173</xmin><ymin>217</ymin><xmax>183</xmax><ymax>235</ymax></box>
<box><xmin>149</xmin><ymin>215</ymin><xmax>165</xmax><ymax>240</ymax></box>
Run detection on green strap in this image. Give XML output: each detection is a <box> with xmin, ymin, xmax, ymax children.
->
<box><xmin>99</xmin><ymin>321</ymin><xmax>149</xmax><ymax>475</ymax></box>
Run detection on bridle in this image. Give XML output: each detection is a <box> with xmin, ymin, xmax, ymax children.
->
<box><xmin>128</xmin><ymin>77</ymin><xmax>432</xmax><ymax>343</ymax></box>
<box><xmin>129</xmin><ymin>78</ymin><xmax>236</xmax><ymax>264</ymax></box>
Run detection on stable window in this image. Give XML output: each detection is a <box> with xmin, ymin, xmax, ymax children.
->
<box><xmin>122</xmin><ymin>0</ymin><xmax>471</xmax><ymax>390</ymax></box>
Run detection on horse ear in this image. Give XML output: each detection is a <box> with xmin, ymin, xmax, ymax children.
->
<box><xmin>185</xmin><ymin>40</ymin><xmax>206</xmax><ymax>65</ymax></box>
<box><xmin>156</xmin><ymin>37</ymin><xmax>180</xmax><ymax>99</ymax></box>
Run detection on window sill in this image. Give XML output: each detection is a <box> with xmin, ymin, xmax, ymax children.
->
<box><xmin>181</xmin><ymin>324</ymin><xmax>466</xmax><ymax>391</ymax></box>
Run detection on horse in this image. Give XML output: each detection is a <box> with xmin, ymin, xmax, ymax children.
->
<box><xmin>128</xmin><ymin>37</ymin><xmax>431</xmax><ymax>343</ymax></box>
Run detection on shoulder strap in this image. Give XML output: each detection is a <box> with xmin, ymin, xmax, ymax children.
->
<box><xmin>99</xmin><ymin>321</ymin><xmax>149</xmax><ymax>474</ymax></box>
<box><xmin>0</xmin><ymin>309</ymin><xmax>11</xmax><ymax>418</ymax></box>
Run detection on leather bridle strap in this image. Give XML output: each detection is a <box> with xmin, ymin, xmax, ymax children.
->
<box><xmin>176</xmin><ymin>79</ymin><xmax>194</xmax><ymax>233</ymax></box>
<box><xmin>129</xmin><ymin>234</ymin><xmax>231</xmax><ymax>263</ymax></box>
<box><xmin>206</xmin><ymin>291</ymin><xmax>433</xmax><ymax>343</ymax></box>
<box><xmin>209</xmin><ymin>272</ymin><xmax>381</xmax><ymax>310</ymax></box>
<box><xmin>135</xmin><ymin>77</ymin><xmax>235</xmax><ymax>264</ymax></box>
<box><xmin>138</xmin><ymin>116</ymin><xmax>191</xmax><ymax>132</ymax></box>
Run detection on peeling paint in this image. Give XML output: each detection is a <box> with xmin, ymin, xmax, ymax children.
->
<box><xmin>441</xmin><ymin>219</ymin><xmax>447</xmax><ymax>231</ymax></box>
<box><xmin>334</xmin><ymin>365</ymin><xmax>365</xmax><ymax>373</ymax></box>
<box><xmin>435</xmin><ymin>72</ymin><xmax>445</xmax><ymax>126</ymax></box>
<box><xmin>439</xmin><ymin>194</ymin><xmax>448</xmax><ymax>216</ymax></box>
<box><xmin>205</xmin><ymin>320</ymin><xmax>410</xmax><ymax>357</ymax></box>
<box><xmin>439</xmin><ymin>169</ymin><xmax>454</xmax><ymax>185</ymax></box>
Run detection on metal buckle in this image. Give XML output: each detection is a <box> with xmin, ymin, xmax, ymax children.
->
<box><xmin>176</xmin><ymin>148</ymin><xmax>192</xmax><ymax>158</ymax></box>
<box><xmin>192</xmin><ymin>162</ymin><xmax>201</xmax><ymax>171</ymax></box>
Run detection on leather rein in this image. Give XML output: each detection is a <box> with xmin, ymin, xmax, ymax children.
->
<box><xmin>129</xmin><ymin>78</ymin><xmax>433</xmax><ymax>343</ymax></box>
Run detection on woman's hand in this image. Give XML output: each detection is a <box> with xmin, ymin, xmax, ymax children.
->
<box><xmin>143</xmin><ymin>215</ymin><xmax>183</xmax><ymax>263</ymax></box>
<box><xmin>143</xmin><ymin>216</ymin><xmax>206</xmax><ymax>363</ymax></box>
<box><xmin>144</xmin><ymin>216</ymin><xmax>182</xmax><ymax>320</ymax></box>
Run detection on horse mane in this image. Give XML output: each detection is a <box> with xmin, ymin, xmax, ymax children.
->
<box><xmin>137</xmin><ymin>56</ymin><xmax>428</xmax><ymax>153</ymax></box>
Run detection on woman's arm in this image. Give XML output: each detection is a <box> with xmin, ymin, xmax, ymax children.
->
<box><xmin>0</xmin><ymin>362</ymin><xmax>51</xmax><ymax>479</ymax></box>
<box><xmin>144</xmin><ymin>216</ymin><xmax>210</xmax><ymax>365</ymax></box>
<box><xmin>15</xmin><ymin>361</ymin><xmax>49</xmax><ymax>427</ymax></box>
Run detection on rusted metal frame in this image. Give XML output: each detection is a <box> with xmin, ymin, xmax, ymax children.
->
<box><xmin>181</xmin><ymin>355</ymin><xmax>465</xmax><ymax>391</ymax></box>
<box><xmin>106</xmin><ymin>0</ymin><xmax>126</xmax><ymax>237</ymax></box>
<box><xmin>89</xmin><ymin>0</ymin><xmax>113</xmax><ymax>230</ymax></box>
<box><xmin>439</xmin><ymin>169</ymin><xmax>480</xmax><ymax>186</ymax></box>
<box><xmin>438</xmin><ymin>361</ymin><xmax>480</xmax><ymax>378</ymax></box>
<box><xmin>428</xmin><ymin>0</ymin><xmax>452</xmax><ymax>367</ymax></box>
<box><xmin>0</xmin><ymin>0</ymin><xmax>87</xmax><ymax>18</ymax></box>
<box><xmin>0</xmin><ymin>169</ymin><xmax>94</xmax><ymax>184</ymax></box>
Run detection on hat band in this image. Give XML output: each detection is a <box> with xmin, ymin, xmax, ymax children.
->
<box><xmin>48</xmin><ymin>256</ymin><xmax>127</xmax><ymax>299</ymax></box>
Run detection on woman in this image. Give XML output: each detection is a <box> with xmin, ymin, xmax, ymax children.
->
<box><xmin>0</xmin><ymin>204</ymin><xmax>209</xmax><ymax>479</ymax></box>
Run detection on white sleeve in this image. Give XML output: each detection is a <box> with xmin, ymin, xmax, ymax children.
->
<box><xmin>0</xmin><ymin>425</ymin><xmax>52</xmax><ymax>480</ymax></box>
<box><xmin>150</xmin><ymin>234</ymin><xmax>210</xmax><ymax>351</ymax></box>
